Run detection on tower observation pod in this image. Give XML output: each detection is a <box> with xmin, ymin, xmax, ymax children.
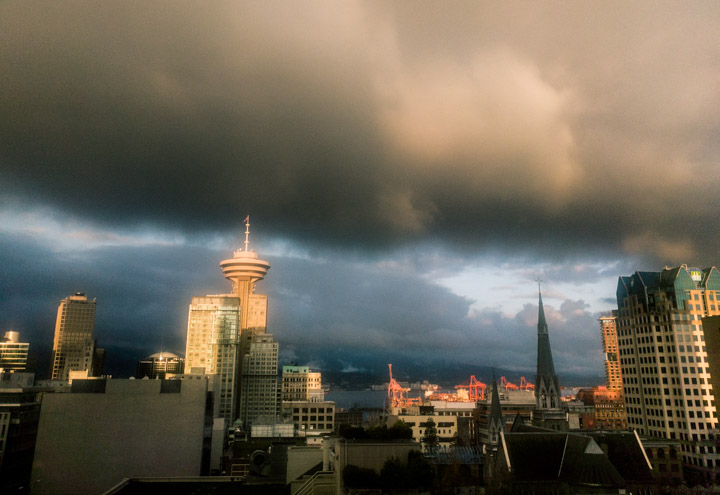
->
<box><xmin>219</xmin><ymin>216</ymin><xmax>271</xmax><ymax>329</ymax></box>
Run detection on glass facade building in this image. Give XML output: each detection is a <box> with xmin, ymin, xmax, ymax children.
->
<box><xmin>617</xmin><ymin>265</ymin><xmax>720</xmax><ymax>482</ymax></box>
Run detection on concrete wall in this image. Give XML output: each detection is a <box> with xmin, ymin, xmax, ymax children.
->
<box><xmin>287</xmin><ymin>445</ymin><xmax>323</xmax><ymax>483</ymax></box>
<box><xmin>338</xmin><ymin>440</ymin><xmax>420</xmax><ymax>473</ymax></box>
<box><xmin>31</xmin><ymin>379</ymin><xmax>209</xmax><ymax>495</ymax></box>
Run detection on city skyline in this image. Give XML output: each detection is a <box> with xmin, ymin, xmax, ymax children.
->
<box><xmin>1</xmin><ymin>2</ymin><xmax>719</xmax><ymax>380</ymax></box>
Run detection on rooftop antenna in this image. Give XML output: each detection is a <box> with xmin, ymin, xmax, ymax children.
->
<box><xmin>243</xmin><ymin>215</ymin><xmax>250</xmax><ymax>252</ymax></box>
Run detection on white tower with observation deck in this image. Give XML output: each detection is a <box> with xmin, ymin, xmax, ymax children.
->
<box><xmin>219</xmin><ymin>217</ymin><xmax>271</xmax><ymax>333</ymax></box>
<box><xmin>185</xmin><ymin>217</ymin><xmax>278</xmax><ymax>430</ymax></box>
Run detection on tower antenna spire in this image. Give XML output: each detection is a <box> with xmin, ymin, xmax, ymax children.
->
<box><xmin>244</xmin><ymin>215</ymin><xmax>250</xmax><ymax>252</ymax></box>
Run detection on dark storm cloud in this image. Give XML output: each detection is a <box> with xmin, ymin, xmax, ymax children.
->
<box><xmin>2</xmin><ymin>1</ymin><xmax>719</xmax><ymax>264</ymax></box>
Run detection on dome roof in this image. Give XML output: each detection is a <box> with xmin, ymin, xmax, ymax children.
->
<box><xmin>147</xmin><ymin>351</ymin><xmax>181</xmax><ymax>360</ymax></box>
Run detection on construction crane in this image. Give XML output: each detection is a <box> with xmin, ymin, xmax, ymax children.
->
<box><xmin>519</xmin><ymin>376</ymin><xmax>535</xmax><ymax>390</ymax></box>
<box><xmin>455</xmin><ymin>375</ymin><xmax>487</xmax><ymax>401</ymax></box>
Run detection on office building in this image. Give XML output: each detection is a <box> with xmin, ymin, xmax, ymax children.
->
<box><xmin>30</xmin><ymin>378</ymin><xmax>213</xmax><ymax>495</ymax></box>
<box><xmin>0</xmin><ymin>331</ymin><xmax>29</xmax><ymax>372</ymax></box>
<box><xmin>136</xmin><ymin>351</ymin><xmax>185</xmax><ymax>379</ymax></box>
<box><xmin>281</xmin><ymin>365</ymin><xmax>323</xmax><ymax>402</ymax></box>
<box><xmin>238</xmin><ymin>333</ymin><xmax>279</xmax><ymax>427</ymax></box>
<box><xmin>616</xmin><ymin>265</ymin><xmax>720</xmax><ymax>482</ymax></box>
<box><xmin>50</xmin><ymin>293</ymin><xmax>97</xmax><ymax>381</ymax></box>
<box><xmin>184</xmin><ymin>217</ymin><xmax>274</xmax><ymax>430</ymax></box>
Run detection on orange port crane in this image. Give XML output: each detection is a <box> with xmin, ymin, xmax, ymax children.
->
<box><xmin>387</xmin><ymin>364</ymin><xmax>422</xmax><ymax>408</ymax></box>
<box><xmin>519</xmin><ymin>376</ymin><xmax>535</xmax><ymax>390</ymax></box>
<box><xmin>455</xmin><ymin>375</ymin><xmax>487</xmax><ymax>401</ymax></box>
<box><xmin>500</xmin><ymin>376</ymin><xmax>519</xmax><ymax>391</ymax></box>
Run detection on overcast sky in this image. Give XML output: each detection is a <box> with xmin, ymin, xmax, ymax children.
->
<box><xmin>2</xmin><ymin>1</ymin><xmax>719</xmax><ymax>381</ymax></box>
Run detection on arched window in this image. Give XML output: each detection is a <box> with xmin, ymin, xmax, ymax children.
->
<box><xmin>657</xmin><ymin>448</ymin><xmax>665</xmax><ymax>459</ymax></box>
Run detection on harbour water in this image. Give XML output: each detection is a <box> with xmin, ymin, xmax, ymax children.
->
<box><xmin>325</xmin><ymin>389</ymin><xmax>425</xmax><ymax>410</ymax></box>
<box><xmin>324</xmin><ymin>389</ymin><xmax>389</xmax><ymax>410</ymax></box>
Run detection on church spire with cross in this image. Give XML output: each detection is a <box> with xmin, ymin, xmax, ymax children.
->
<box><xmin>535</xmin><ymin>281</ymin><xmax>561</xmax><ymax>412</ymax></box>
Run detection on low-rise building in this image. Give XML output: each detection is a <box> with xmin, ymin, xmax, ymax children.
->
<box><xmin>282</xmin><ymin>400</ymin><xmax>335</xmax><ymax>436</ymax></box>
<box><xmin>281</xmin><ymin>365</ymin><xmax>323</xmax><ymax>402</ymax></box>
<box><xmin>391</xmin><ymin>406</ymin><xmax>459</xmax><ymax>450</ymax></box>
<box><xmin>641</xmin><ymin>436</ymin><xmax>684</xmax><ymax>487</ymax></box>
<box><xmin>577</xmin><ymin>386</ymin><xmax>627</xmax><ymax>429</ymax></box>
<box><xmin>0</xmin><ymin>372</ymin><xmax>43</xmax><ymax>493</ymax></box>
<box><xmin>31</xmin><ymin>378</ymin><xmax>214</xmax><ymax>495</ymax></box>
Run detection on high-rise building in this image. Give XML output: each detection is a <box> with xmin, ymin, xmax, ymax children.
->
<box><xmin>600</xmin><ymin>315</ymin><xmax>623</xmax><ymax>391</ymax></box>
<box><xmin>616</xmin><ymin>265</ymin><xmax>720</xmax><ymax>483</ymax></box>
<box><xmin>136</xmin><ymin>351</ymin><xmax>185</xmax><ymax>379</ymax></box>
<box><xmin>185</xmin><ymin>295</ymin><xmax>241</xmax><ymax>424</ymax></box>
<box><xmin>184</xmin><ymin>217</ymin><xmax>274</xmax><ymax>430</ymax></box>
<box><xmin>0</xmin><ymin>331</ymin><xmax>29</xmax><ymax>372</ymax></box>
<box><xmin>50</xmin><ymin>293</ymin><xmax>97</xmax><ymax>381</ymax></box>
<box><xmin>238</xmin><ymin>333</ymin><xmax>279</xmax><ymax>426</ymax></box>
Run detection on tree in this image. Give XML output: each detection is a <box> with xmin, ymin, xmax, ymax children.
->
<box><xmin>407</xmin><ymin>450</ymin><xmax>435</xmax><ymax>490</ymax></box>
<box><xmin>380</xmin><ymin>456</ymin><xmax>408</xmax><ymax>489</ymax></box>
<box><xmin>388</xmin><ymin>419</ymin><xmax>413</xmax><ymax>439</ymax></box>
<box><xmin>343</xmin><ymin>465</ymin><xmax>379</xmax><ymax>488</ymax></box>
<box><xmin>422</xmin><ymin>418</ymin><xmax>439</xmax><ymax>452</ymax></box>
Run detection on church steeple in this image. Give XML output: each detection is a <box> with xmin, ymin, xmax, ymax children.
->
<box><xmin>535</xmin><ymin>286</ymin><xmax>560</xmax><ymax>411</ymax></box>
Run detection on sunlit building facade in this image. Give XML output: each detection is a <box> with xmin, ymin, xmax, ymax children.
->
<box><xmin>600</xmin><ymin>315</ymin><xmax>623</xmax><ymax>391</ymax></box>
<box><xmin>281</xmin><ymin>365</ymin><xmax>323</xmax><ymax>402</ymax></box>
<box><xmin>617</xmin><ymin>265</ymin><xmax>720</xmax><ymax>482</ymax></box>
<box><xmin>0</xmin><ymin>331</ymin><xmax>29</xmax><ymax>373</ymax></box>
<box><xmin>50</xmin><ymin>293</ymin><xmax>97</xmax><ymax>381</ymax></box>
<box><xmin>185</xmin><ymin>295</ymin><xmax>241</xmax><ymax>424</ymax></box>
<box><xmin>576</xmin><ymin>386</ymin><xmax>627</xmax><ymax>429</ymax></box>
